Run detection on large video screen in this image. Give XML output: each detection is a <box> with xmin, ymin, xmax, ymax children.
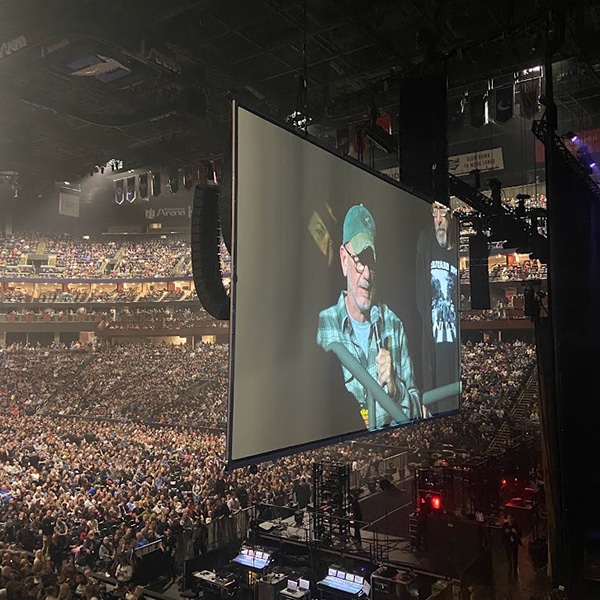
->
<box><xmin>228</xmin><ymin>104</ymin><xmax>460</xmax><ymax>466</ymax></box>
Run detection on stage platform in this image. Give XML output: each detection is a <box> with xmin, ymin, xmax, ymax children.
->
<box><xmin>255</xmin><ymin>483</ymin><xmax>428</xmax><ymax>571</ymax></box>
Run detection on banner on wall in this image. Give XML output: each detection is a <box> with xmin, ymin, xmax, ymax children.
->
<box><xmin>448</xmin><ymin>147</ymin><xmax>504</xmax><ymax>175</ymax></box>
<box><xmin>126</xmin><ymin>176</ymin><xmax>136</xmax><ymax>202</ymax></box>
<box><xmin>138</xmin><ymin>173</ymin><xmax>149</xmax><ymax>200</ymax></box>
<box><xmin>115</xmin><ymin>179</ymin><xmax>124</xmax><ymax>204</ymax></box>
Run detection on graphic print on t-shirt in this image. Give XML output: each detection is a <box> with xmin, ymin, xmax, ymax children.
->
<box><xmin>430</xmin><ymin>260</ymin><xmax>458</xmax><ymax>344</ymax></box>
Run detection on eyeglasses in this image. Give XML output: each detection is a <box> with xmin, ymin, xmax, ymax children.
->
<box><xmin>344</xmin><ymin>245</ymin><xmax>375</xmax><ymax>274</ymax></box>
<box><xmin>432</xmin><ymin>206</ymin><xmax>449</xmax><ymax>217</ymax></box>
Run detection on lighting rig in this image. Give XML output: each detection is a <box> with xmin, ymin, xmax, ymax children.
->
<box><xmin>449</xmin><ymin>173</ymin><xmax>549</xmax><ymax>263</ymax></box>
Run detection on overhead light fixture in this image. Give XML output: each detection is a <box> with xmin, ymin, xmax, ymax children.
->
<box><xmin>286</xmin><ymin>110</ymin><xmax>312</xmax><ymax>130</ymax></box>
<box><xmin>576</xmin><ymin>145</ymin><xmax>596</xmax><ymax>173</ymax></box>
<box><xmin>562</xmin><ymin>131</ymin><xmax>578</xmax><ymax>143</ymax></box>
<box><xmin>64</xmin><ymin>181</ymin><xmax>70</xmax><ymax>185</ymax></box>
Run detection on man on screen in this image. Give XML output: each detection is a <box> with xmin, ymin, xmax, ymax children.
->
<box><xmin>317</xmin><ymin>204</ymin><xmax>422</xmax><ymax>430</ymax></box>
<box><xmin>416</xmin><ymin>201</ymin><xmax>459</xmax><ymax>414</ymax></box>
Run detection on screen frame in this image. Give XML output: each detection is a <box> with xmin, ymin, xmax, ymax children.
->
<box><xmin>227</xmin><ymin>99</ymin><xmax>461</xmax><ymax>469</ymax></box>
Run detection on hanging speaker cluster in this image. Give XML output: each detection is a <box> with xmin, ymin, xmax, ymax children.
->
<box><xmin>191</xmin><ymin>186</ymin><xmax>230</xmax><ymax>321</ymax></box>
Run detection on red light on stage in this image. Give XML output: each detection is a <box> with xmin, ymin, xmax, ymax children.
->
<box><xmin>431</xmin><ymin>495</ymin><xmax>442</xmax><ymax>510</ymax></box>
<box><xmin>502</xmin><ymin>479</ymin><xmax>507</xmax><ymax>487</ymax></box>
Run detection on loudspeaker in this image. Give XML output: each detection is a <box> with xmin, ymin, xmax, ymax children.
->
<box><xmin>428</xmin><ymin>515</ymin><xmax>483</xmax><ymax>577</ymax></box>
<box><xmin>469</xmin><ymin>93</ymin><xmax>488</xmax><ymax>128</ymax></box>
<box><xmin>469</xmin><ymin>234</ymin><xmax>490</xmax><ymax>309</ymax></box>
<box><xmin>191</xmin><ymin>186</ymin><xmax>230</xmax><ymax>320</ymax></box>
<box><xmin>399</xmin><ymin>68</ymin><xmax>448</xmax><ymax>201</ymax></box>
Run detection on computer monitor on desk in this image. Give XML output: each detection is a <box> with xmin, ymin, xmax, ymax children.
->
<box><xmin>298</xmin><ymin>578</ymin><xmax>310</xmax><ymax>591</ymax></box>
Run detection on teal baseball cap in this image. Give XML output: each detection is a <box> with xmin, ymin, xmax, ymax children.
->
<box><xmin>342</xmin><ymin>204</ymin><xmax>376</xmax><ymax>260</ymax></box>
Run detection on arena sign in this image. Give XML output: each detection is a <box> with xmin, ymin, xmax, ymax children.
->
<box><xmin>145</xmin><ymin>206</ymin><xmax>192</xmax><ymax>220</ymax></box>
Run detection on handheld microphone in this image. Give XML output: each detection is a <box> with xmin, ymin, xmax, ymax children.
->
<box><xmin>369</xmin><ymin>305</ymin><xmax>382</xmax><ymax>351</ymax></box>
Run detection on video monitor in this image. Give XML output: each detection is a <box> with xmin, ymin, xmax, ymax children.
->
<box><xmin>355</xmin><ymin>576</ymin><xmax>364</xmax><ymax>585</ymax></box>
<box><xmin>228</xmin><ymin>103</ymin><xmax>461</xmax><ymax>466</ymax></box>
<box><xmin>345</xmin><ymin>574</ymin><xmax>354</xmax><ymax>581</ymax></box>
<box><xmin>299</xmin><ymin>578</ymin><xmax>310</xmax><ymax>590</ymax></box>
<box><xmin>328</xmin><ymin>568</ymin><xmax>336</xmax><ymax>578</ymax></box>
<box><xmin>287</xmin><ymin>580</ymin><xmax>298</xmax><ymax>591</ymax></box>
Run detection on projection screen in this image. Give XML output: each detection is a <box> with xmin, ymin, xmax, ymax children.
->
<box><xmin>228</xmin><ymin>103</ymin><xmax>460</xmax><ymax>467</ymax></box>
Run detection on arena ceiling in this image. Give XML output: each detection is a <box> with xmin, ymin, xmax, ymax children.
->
<box><xmin>1</xmin><ymin>0</ymin><xmax>600</xmax><ymax>180</ymax></box>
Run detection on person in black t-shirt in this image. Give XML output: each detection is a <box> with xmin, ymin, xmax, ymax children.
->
<box><xmin>416</xmin><ymin>202</ymin><xmax>460</xmax><ymax>415</ymax></box>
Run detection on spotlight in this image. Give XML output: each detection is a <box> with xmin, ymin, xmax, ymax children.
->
<box><xmin>430</xmin><ymin>495</ymin><xmax>442</xmax><ymax>511</ymax></box>
<box><xmin>576</xmin><ymin>145</ymin><xmax>596</xmax><ymax>173</ymax></box>
<box><xmin>563</xmin><ymin>131</ymin><xmax>578</xmax><ymax>143</ymax></box>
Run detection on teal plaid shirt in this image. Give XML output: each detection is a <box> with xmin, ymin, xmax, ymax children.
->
<box><xmin>317</xmin><ymin>292</ymin><xmax>422</xmax><ymax>428</ymax></box>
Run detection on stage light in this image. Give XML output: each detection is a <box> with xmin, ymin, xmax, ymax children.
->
<box><xmin>562</xmin><ymin>131</ymin><xmax>578</xmax><ymax>143</ymax></box>
<box><xmin>431</xmin><ymin>495</ymin><xmax>442</xmax><ymax>510</ymax></box>
<box><xmin>591</xmin><ymin>162</ymin><xmax>596</xmax><ymax>169</ymax></box>
<box><xmin>502</xmin><ymin>479</ymin><xmax>507</xmax><ymax>487</ymax></box>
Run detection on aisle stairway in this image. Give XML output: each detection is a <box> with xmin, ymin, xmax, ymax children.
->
<box><xmin>487</xmin><ymin>367</ymin><xmax>539</xmax><ymax>453</ymax></box>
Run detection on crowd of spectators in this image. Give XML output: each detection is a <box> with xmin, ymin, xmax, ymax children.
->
<box><xmin>460</xmin><ymin>307</ymin><xmax>527</xmax><ymax>320</ymax></box>
<box><xmin>0</xmin><ymin>337</ymin><xmax>538</xmax><ymax>597</ymax></box>
<box><xmin>0</xmin><ymin>234</ymin><xmax>199</xmax><ymax>280</ymax></box>
<box><xmin>110</xmin><ymin>241</ymin><xmax>191</xmax><ymax>279</ymax></box>
<box><xmin>0</xmin><ymin>234</ymin><xmax>39</xmax><ymax>270</ymax></box>
<box><xmin>0</xmin><ymin>339</ymin><xmax>536</xmax><ymax>451</ymax></box>
<box><xmin>460</xmin><ymin>259</ymin><xmax>547</xmax><ymax>283</ymax></box>
<box><xmin>43</xmin><ymin>236</ymin><xmax>115</xmax><ymax>279</ymax></box>
<box><xmin>99</xmin><ymin>307</ymin><xmax>226</xmax><ymax>332</ymax></box>
<box><xmin>0</xmin><ymin>290</ymin><xmax>34</xmax><ymax>303</ymax></box>
<box><xmin>0</xmin><ymin>288</ymin><xmax>197</xmax><ymax>306</ymax></box>
<box><xmin>394</xmin><ymin>340</ymin><xmax>536</xmax><ymax>455</ymax></box>
<box><xmin>0</xmin><ymin>306</ymin><xmax>226</xmax><ymax>332</ymax></box>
